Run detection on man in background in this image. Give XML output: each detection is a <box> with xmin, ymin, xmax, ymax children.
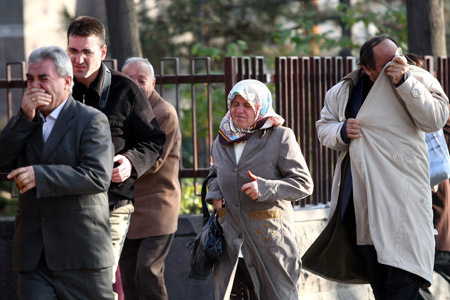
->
<box><xmin>0</xmin><ymin>46</ymin><xmax>115</xmax><ymax>299</ymax></box>
<box><xmin>120</xmin><ymin>57</ymin><xmax>181</xmax><ymax>300</ymax></box>
<box><xmin>66</xmin><ymin>16</ymin><xmax>166</xmax><ymax>295</ymax></box>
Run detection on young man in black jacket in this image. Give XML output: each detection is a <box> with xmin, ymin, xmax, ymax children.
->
<box><xmin>66</xmin><ymin>16</ymin><xmax>165</xmax><ymax>293</ymax></box>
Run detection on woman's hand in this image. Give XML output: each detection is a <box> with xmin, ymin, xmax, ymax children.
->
<box><xmin>242</xmin><ymin>170</ymin><xmax>259</xmax><ymax>200</ymax></box>
<box><xmin>213</xmin><ymin>198</ymin><xmax>224</xmax><ymax>209</ymax></box>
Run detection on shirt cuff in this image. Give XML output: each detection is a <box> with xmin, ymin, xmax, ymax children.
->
<box><xmin>395</xmin><ymin>71</ymin><xmax>410</xmax><ymax>88</ymax></box>
<box><xmin>340</xmin><ymin>121</ymin><xmax>350</xmax><ymax>144</ymax></box>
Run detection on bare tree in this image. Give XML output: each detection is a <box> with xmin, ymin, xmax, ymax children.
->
<box><xmin>339</xmin><ymin>0</ymin><xmax>352</xmax><ymax>57</ymax></box>
<box><xmin>406</xmin><ymin>0</ymin><xmax>446</xmax><ymax>57</ymax></box>
<box><xmin>104</xmin><ymin>0</ymin><xmax>142</xmax><ymax>68</ymax></box>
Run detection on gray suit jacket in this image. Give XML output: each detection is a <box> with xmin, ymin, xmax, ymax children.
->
<box><xmin>0</xmin><ymin>96</ymin><xmax>115</xmax><ymax>272</ymax></box>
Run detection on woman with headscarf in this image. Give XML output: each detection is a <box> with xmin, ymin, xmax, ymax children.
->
<box><xmin>206</xmin><ymin>79</ymin><xmax>314</xmax><ymax>300</ymax></box>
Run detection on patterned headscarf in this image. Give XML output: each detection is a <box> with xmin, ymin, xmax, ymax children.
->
<box><xmin>219</xmin><ymin>79</ymin><xmax>284</xmax><ymax>144</ymax></box>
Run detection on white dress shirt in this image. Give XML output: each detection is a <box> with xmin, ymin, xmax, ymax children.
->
<box><xmin>39</xmin><ymin>99</ymin><xmax>67</xmax><ymax>143</ymax></box>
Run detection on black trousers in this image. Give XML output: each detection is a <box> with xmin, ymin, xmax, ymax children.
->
<box><xmin>358</xmin><ymin>245</ymin><xmax>422</xmax><ymax>300</ymax></box>
<box><xmin>344</xmin><ymin>192</ymin><xmax>423</xmax><ymax>300</ymax></box>
<box><xmin>19</xmin><ymin>254</ymin><xmax>113</xmax><ymax>300</ymax></box>
<box><xmin>230</xmin><ymin>258</ymin><xmax>258</xmax><ymax>300</ymax></box>
<box><xmin>418</xmin><ymin>250</ymin><xmax>450</xmax><ymax>300</ymax></box>
<box><xmin>120</xmin><ymin>234</ymin><xmax>174</xmax><ymax>300</ymax></box>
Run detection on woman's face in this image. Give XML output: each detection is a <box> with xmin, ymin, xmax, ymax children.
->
<box><xmin>230</xmin><ymin>95</ymin><xmax>256</xmax><ymax>129</ymax></box>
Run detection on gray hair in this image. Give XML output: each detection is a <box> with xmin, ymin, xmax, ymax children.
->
<box><xmin>28</xmin><ymin>46</ymin><xmax>73</xmax><ymax>79</ymax></box>
<box><xmin>122</xmin><ymin>57</ymin><xmax>155</xmax><ymax>80</ymax></box>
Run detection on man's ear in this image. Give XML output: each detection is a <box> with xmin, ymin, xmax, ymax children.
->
<box><xmin>361</xmin><ymin>64</ymin><xmax>372</xmax><ymax>77</ymax></box>
<box><xmin>100</xmin><ymin>45</ymin><xmax>107</xmax><ymax>61</ymax></box>
<box><xmin>65</xmin><ymin>75</ymin><xmax>73</xmax><ymax>90</ymax></box>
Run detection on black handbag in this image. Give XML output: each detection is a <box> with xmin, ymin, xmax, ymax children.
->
<box><xmin>187</xmin><ymin>173</ymin><xmax>224</xmax><ymax>280</ymax></box>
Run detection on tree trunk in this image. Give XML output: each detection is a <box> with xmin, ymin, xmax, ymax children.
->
<box><xmin>339</xmin><ymin>0</ymin><xmax>352</xmax><ymax>57</ymax></box>
<box><xmin>406</xmin><ymin>0</ymin><xmax>446</xmax><ymax>57</ymax></box>
<box><xmin>104</xmin><ymin>0</ymin><xmax>142</xmax><ymax>69</ymax></box>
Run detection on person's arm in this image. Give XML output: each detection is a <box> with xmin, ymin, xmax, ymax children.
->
<box><xmin>257</xmin><ymin>128</ymin><xmax>314</xmax><ymax>202</ymax></box>
<box><xmin>33</xmin><ymin>112</ymin><xmax>114</xmax><ymax>197</ymax></box>
<box><xmin>393</xmin><ymin>66</ymin><xmax>449</xmax><ymax>132</ymax></box>
<box><xmin>0</xmin><ymin>110</ymin><xmax>39</xmax><ymax>172</ymax></box>
<box><xmin>144</xmin><ymin>107</ymin><xmax>180</xmax><ymax>174</ymax></box>
<box><xmin>205</xmin><ymin>141</ymin><xmax>223</xmax><ymax>205</ymax></box>
<box><xmin>316</xmin><ymin>82</ymin><xmax>353</xmax><ymax>152</ymax></box>
<box><xmin>121</xmin><ymin>90</ymin><xmax>166</xmax><ymax>179</ymax></box>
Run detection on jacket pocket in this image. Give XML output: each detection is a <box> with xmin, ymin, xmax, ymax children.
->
<box><xmin>249</xmin><ymin>209</ymin><xmax>283</xmax><ymax>247</ymax></box>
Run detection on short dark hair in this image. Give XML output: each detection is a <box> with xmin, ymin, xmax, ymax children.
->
<box><xmin>360</xmin><ymin>36</ymin><xmax>398</xmax><ymax>70</ymax></box>
<box><xmin>67</xmin><ymin>16</ymin><xmax>106</xmax><ymax>47</ymax></box>
<box><xmin>405</xmin><ymin>53</ymin><xmax>425</xmax><ymax>69</ymax></box>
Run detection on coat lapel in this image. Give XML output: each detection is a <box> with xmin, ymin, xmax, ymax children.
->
<box><xmin>41</xmin><ymin>97</ymin><xmax>76</xmax><ymax>163</ymax></box>
<box><xmin>29</xmin><ymin>117</ymin><xmax>44</xmax><ymax>158</ymax></box>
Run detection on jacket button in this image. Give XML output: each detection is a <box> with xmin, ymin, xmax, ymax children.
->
<box><xmin>238</xmin><ymin>234</ymin><xmax>243</xmax><ymax>239</ymax></box>
<box><xmin>234</xmin><ymin>168</ymin><xmax>238</xmax><ymax>172</ymax></box>
<box><xmin>392</xmin><ymin>154</ymin><xmax>398</xmax><ymax>159</ymax></box>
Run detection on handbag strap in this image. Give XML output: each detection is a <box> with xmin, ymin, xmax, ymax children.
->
<box><xmin>201</xmin><ymin>173</ymin><xmax>217</xmax><ymax>225</ymax></box>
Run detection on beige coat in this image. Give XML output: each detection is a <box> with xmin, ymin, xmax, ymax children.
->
<box><xmin>127</xmin><ymin>90</ymin><xmax>181</xmax><ymax>238</ymax></box>
<box><xmin>316</xmin><ymin>66</ymin><xmax>449</xmax><ymax>284</ymax></box>
<box><xmin>206</xmin><ymin>127</ymin><xmax>313</xmax><ymax>300</ymax></box>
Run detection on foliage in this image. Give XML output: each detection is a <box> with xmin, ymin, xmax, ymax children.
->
<box><xmin>178</xmin><ymin>83</ymin><xmax>226</xmax><ymax>169</ymax></box>
<box><xmin>272</xmin><ymin>1</ymin><xmax>408</xmax><ymax>57</ymax></box>
<box><xmin>180</xmin><ymin>178</ymin><xmax>203</xmax><ymax>214</ymax></box>
<box><xmin>0</xmin><ymin>181</ymin><xmax>17</xmax><ymax>216</ymax></box>
<box><xmin>136</xmin><ymin>0</ymin><xmax>408</xmax><ymax>69</ymax></box>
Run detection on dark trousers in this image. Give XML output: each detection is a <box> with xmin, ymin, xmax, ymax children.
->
<box><xmin>18</xmin><ymin>254</ymin><xmax>113</xmax><ymax>300</ymax></box>
<box><xmin>230</xmin><ymin>258</ymin><xmax>258</xmax><ymax>300</ymax></box>
<box><xmin>358</xmin><ymin>245</ymin><xmax>422</xmax><ymax>300</ymax></box>
<box><xmin>120</xmin><ymin>234</ymin><xmax>174</xmax><ymax>300</ymax></box>
<box><xmin>418</xmin><ymin>250</ymin><xmax>450</xmax><ymax>300</ymax></box>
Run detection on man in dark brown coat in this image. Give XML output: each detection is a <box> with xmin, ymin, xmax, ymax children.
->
<box><xmin>120</xmin><ymin>57</ymin><xmax>181</xmax><ymax>300</ymax></box>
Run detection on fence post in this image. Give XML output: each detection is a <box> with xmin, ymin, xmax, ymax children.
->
<box><xmin>224</xmin><ymin>57</ymin><xmax>236</xmax><ymax>106</ymax></box>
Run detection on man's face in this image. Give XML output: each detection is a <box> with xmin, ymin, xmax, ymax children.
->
<box><xmin>362</xmin><ymin>39</ymin><xmax>398</xmax><ymax>82</ymax></box>
<box><xmin>67</xmin><ymin>34</ymin><xmax>106</xmax><ymax>86</ymax></box>
<box><xmin>122</xmin><ymin>61</ymin><xmax>155</xmax><ymax>98</ymax></box>
<box><xmin>26</xmin><ymin>59</ymin><xmax>72</xmax><ymax>116</ymax></box>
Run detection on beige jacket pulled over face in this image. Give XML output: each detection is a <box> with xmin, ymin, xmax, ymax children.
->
<box><xmin>316</xmin><ymin>65</ymin><xmax>449</xmax><ymax>284</ymax></box>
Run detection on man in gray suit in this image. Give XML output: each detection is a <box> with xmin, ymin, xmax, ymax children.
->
<box><xmin>0</xmin><ymin>46</ymin><xmax>115</xmax><ymax>300</ymax></box>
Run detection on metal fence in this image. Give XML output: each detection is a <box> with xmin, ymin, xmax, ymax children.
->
<box><xmin>1</xmin><ymin>55</ymin><xmax>448</xmax><ymax>208</ymax></box>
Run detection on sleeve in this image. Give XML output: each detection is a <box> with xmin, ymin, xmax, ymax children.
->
<box><xmin>122</xmin><ymin>89</ymin><xmax>166</xmax><ymax>178</ymax></box>
<box><xmin>395</xmin><ymin>67</ymin><xmax>449</xmax><ymax>133</ymax></box>
<box><xmin>205</xmin><ymin>141</ymin><xmax>223</xmax><ymax>204</ymax></box>
<box><xmin>257</xmin><ymin>128</ymin><xmax>314</xmax><ymax>202</ymax></box>
<box><xmin>316</xmin><ymin>83</ymin><xmax>351</xmax><ymax>152</ymax></box>
<box><xmin>0</xmin><ymin>110</ymin><xmax>39</xmax><ymax>172</ymax></box>
<box><xmin>33</xmin><ymin>112</ymin><xmax>114</xmax><ymax>197</ymax></box>
<box><xmin>145</xmin><ymin>108</ymin><xmax>180</xmax><ymax>174</ymax></box>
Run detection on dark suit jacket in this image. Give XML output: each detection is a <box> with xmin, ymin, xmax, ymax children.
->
<box><xmin>0</xmin><ymin>96</ymin><xmax>115</xmax><ymax>272</ymax></box>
